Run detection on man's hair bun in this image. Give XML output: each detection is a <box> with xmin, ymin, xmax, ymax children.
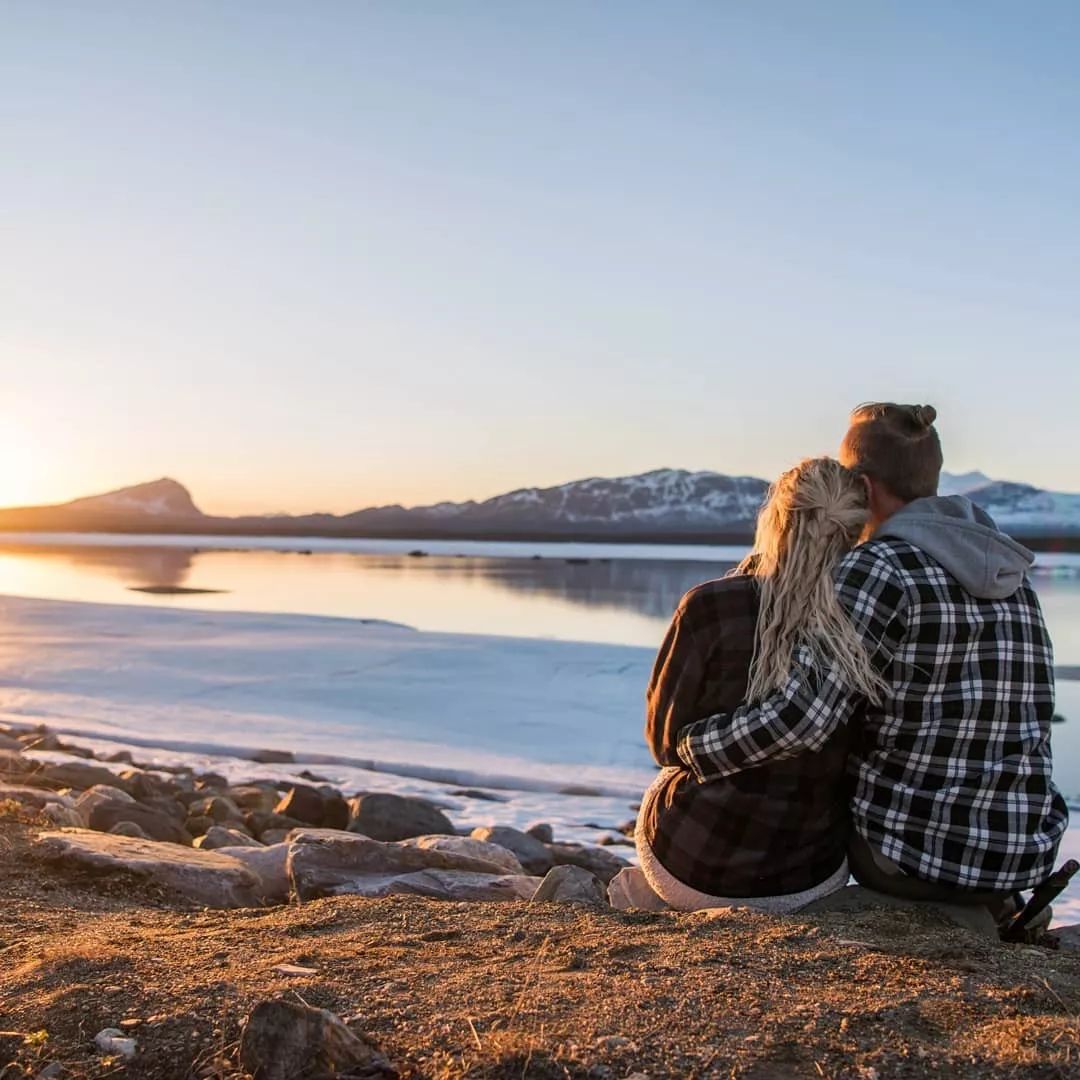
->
<box><xmin>911</xmin><ymin>404</ymin><xmax>937</xmax><ymax>429</ymax></box>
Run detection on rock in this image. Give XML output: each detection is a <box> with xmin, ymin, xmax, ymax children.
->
<box><xmin>471</xmin><ymin>826</ymin><xmax>554</xmax><ymax>876</ymax></box>
<box><xmin>288</xmin><ymin>829</ymin><xmax>539</xmax><ymax>902</ymax></box>
<box><xmin>43</xmin><ymin>802</ymin><xmax>85</xmax><ymax>828</ymax></box>
<box><xmin>88</xmin><ymin>800</ymin><xmax>191</xmax><ymax>845</ymax></box>
<box><xmin>246</xmin><ymin>810</ymin><xmax>304</xmax><ymax>840</ymax></box>
<box><xmin>239</xmin><ymin>999</ymin><xmax>396</xmax><ymax>1080</ymax></box>
<box><xmin>249</xmin><ymin>748</ymin><xmax>295</xmax><ymax>764</ymax></box>
<box><xmin>525</xmin><ymin>822</ymin><xmax>554</xmax><ymax>843</ymax></box>
<box><xmin>1055</xmin><ymin>924</ymin><xmax>1080</xmax><ymax>951</ymax></box>
<box><xmin>532</xmin><ymin>865</ymin><xmax>608</xmax><ymax>906</ymax></box>
<box><xmin>58</xmin><ymin>742</ymin><xmax>95</xmax><ymax>759</ymax></box>
<box><xmin>19</xmin><ymin>730</ymin><xmax>61</xmax><ymax>751</ymax></box>
<box><xmin>0</xmin><ymin>732</ymin><xmax>22</xmax><ymax>751</ymax></box>
<box><xmin>219</xmin><ymin>843</ymin><xmax>291</xmax><ymax>903</ymax></box>
<box><xmin>195</xmin><ymin>826</ymin><xmax>264</xmax><ymax>850</ymax></box>
<box><xmin>801</xmin><ymin>885</ymin><xmax>999</xmax><ymax>939</ymax></box>
<box><xmin>275</xmin><ymin>785</ymin><xmax>325</xmax><ymax>827</ymax></box>
<box><xmin>449</xmin><ymin>788</ymin><xmax>507</xmax><ymax>802</ymax></box>
<box><xmin>401</xmin><ymin>834</ymin><xmax>525</xmax><ymax>874</ymax></box>
<box><xmin>322</xmin><ymin>792</ymin><xmax>350</xmax><ymax>830</ymax></box>
<box><xmin>0</xmin><ymin>783</ymin><xmax>77</xmax><ymax>812</ymax></box>
<box><xmin>0</xmin><ymin>750</ymin><xmax>34</xmax><ymax>778</ymax></box>
<box><xmin>37</xmin><ymin>830</ymin><xmax>264</xmax><ymax>908</ymax></box>
<box><xmin>109</xmin><ymin>820</ymin><xmax>152</xmax><ymax>840</ymax></box>
<box><xmin>185</xmin><ymin>814</ymin><xmax>214</xmax><ymax>837</ymax></box>
<box><xmin>75</xmin><ymin>784</ymin><xmax>136</xmax><ymax>821</ymax></box>
<box><xmin>229</xmin><ymin>785</ymin><xmax>279</xmax><ymax>813</ymax></box>
<box><xmin>546</xmin><ymin>843</ymin><xmax>630</xmax><ymax>885</ymax></box>
<box><xmin>195</xmin><ymin>772</ymin><xmax>230</xmax><ymax>790</ymax></box>
<box><xmin>94</xmin><ymin>1027</ymin><xmax>136</xmax><ymax>1060</ymax></box>
<box><xmin>121</xmin><ymin>770</ymin><xmax>180</xmax><ymax>801</ymax></box>
<box><xmin>40</xmin><ymin>761</ymin><xmax>130</xmax><ymax>793</ymax></box>
<box><xmin>261</xmin><ymin>828</ymin><xmax>291</xmax><ymax>845</ymax></box>
<box><xmin>347</xmin><ymin>793</ymin><xmax>455</xmax><ymax>842</ymax></box>
<box><xmin>186</xmin><ymin>795</ymin><xmax>244</xmax><ymax>824</ymax></box>
<box><xmin>105</xmin><ymin>750</ymin><xmax>134</xmax><ymax>763</ymax></box>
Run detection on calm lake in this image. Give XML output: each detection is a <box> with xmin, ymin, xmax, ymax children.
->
<box><xmin>1</xmin><ymin>532</ymin><xmax>1079</xmax><ymax>799</ymax></box>
<box><xmin>1</xmin><ymin>532</ymin><xmax>1078</xmax><ymax>654</ymax></box>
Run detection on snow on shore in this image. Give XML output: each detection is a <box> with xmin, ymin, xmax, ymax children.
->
<box><xmin>2</xmin><ymin>592</ymin><xmax>1078</xmax><ymax>921</ymax></box>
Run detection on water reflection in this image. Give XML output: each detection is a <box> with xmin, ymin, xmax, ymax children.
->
<box><xmin>0</xmin><ymin>541</ymin><xmax>1076</xmax><ymax>659</ymax></box>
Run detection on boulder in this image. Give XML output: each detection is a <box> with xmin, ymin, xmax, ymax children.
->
<box><xmin>471</xmin><ymin>826</ymin><xmax>554</xmax><ymax>876</ymax></box>
<box><xmin>109</xmin><ymin>820</ymin><xmax>152</xmax><ymax>840</ymax></box>
<box><xmin>18</xmin><ymin>730</ymin><xmax>61</xmax><ymax>751</ymax></box>
<box><xmin>343</xmin><ymin>868</ymin><xmax>540</xmax><ymax>902</ymax></box>
<box><xmin>401</xmin><ymin>835</ymin><xmax>525</xmax><ymax>874</ymax></box>
<box><xmin>274</xmin><ymin>785</ymin><xmax>325</xmax><ymax>827</ymax></box>
<box><xmin>229</xmin><ymin>785</ymin><xmax>280</xmax><ymax>813</ymax></box>
<box><xmin>0</xmin><ymin>783</ymin><xmax>77</xmax><ymax>812</ymax></box>
<box><xmin>546</xmin><ymin>842</ymin><xmax>630</xmax><ymax>885</ymax></box>
<box><xmin>532</xmin><ymin>865</ymin><xmax>608</xmax><ymax>906</ymax></box>
<box><xmin>0</xmin><ymin>751</ymin><xmax>36</xmax><ymax>778</ymax></box>
<box><xmin>105</xmin><ymin>750</ymin><xmax>134</xmax><ymax>764</ymax></box>
<box><xmin>87</xmin><ymin>800</ymin><xmax>191</xmax><ymax>845</ymax></box>
<box><xmin>121</xmin><ymin>770</ymin><xmax>181</xmax><ymax>801</ymax></box>
<box><xmin>249</xmin><ymin>748</ymin><xmax>295</xmax><ymax>764</ymax></box>
<box><xmin>194</xmin><ymin>826</ymin><xmax>264</xmax><ymax>850</ymax></box>
<box><xmin>1056</xmin><ymin>924</ymin><xmax>1080</xmax><ymax>952</ymax></box>
<box><xmin>322</xmin><ymin>793</ymin><xmax>350</xmax><ymax>831</ymax></box>
<box><xmin>246</xmin><ymin>810</ymin><xmax>304</xmax><ymax>840</ymax></box>
<box><xmin>288</xmin><ymin>829</ymin><xmax>538</xmax><ymax>902</ymax></box>
<box><xmin>36</xmin><ymin>830</ymin><xmax>264</xmax><ymax>908</ymax></box>
<box><xmin>75</xmin><ymin>784</ymin><xmax>135</xmax><ymax>821</ymax></box>
<box><xmin>525</xmin><ymin>822</ymin><xmax>554</xmax><ymax>844</ymax></box>
<box><xmin>40</xmin><ymin>761</ymin><xmax>130</xmax><ymax>793</ymax></box>
<box><xmin>261</xmin><ymin>828</ymin><xmax>291</xmax><ymax>845</ymax></box>
<box><xmin>194</xmin><ymin>772</ymin><xmax>230</xmax><ymax>790</ymax></box>
<box><xmin>186</xmin><ymin>795</ymin><xmax>244</xmax><ymax>823</ymax></box>
<box><xmin>0</xmin><ymin>732</ymin><xmax>22</xmax><ymax>752</ymax></box>
<box><xmin>218</xmin><ymin>843</ymin><xmax>291</xmax><ymax>904</ymax></box>
<box><xmin>347</xmin><ymin>793</ymin><xmax>455</xmax><ymax>842</ymax></box>
<box><xmin>239</xmin><ymin>1000</ymin><xmax>396</xmax><ymax>1080</ymax></box>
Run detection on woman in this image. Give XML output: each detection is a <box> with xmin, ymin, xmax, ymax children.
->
<box><xmin>609</xmin><ymin>457</ymin><xmax>885</xmax><ymax>912</ymax></box>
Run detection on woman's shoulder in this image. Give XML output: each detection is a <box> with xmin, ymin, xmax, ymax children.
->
<box><xmin>676</xmin><ymin>572</ymin><xmax>759</xmax><ymax>623</ymax></box>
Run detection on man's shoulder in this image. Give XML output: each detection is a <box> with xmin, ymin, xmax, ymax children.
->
<box><xmin>836</xmin><ymin>539</ymin><xmax>929</xmax><ymax>600</ymax></box>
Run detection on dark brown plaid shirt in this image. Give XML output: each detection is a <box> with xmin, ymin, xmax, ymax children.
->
<box><xmin>641</xmin><ymin>573</ymin><xmax>849</xmax><ymax>897</ymax></box>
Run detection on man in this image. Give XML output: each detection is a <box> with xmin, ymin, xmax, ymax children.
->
<box><xmin>677</xmin><ymin>403</ymin><xmax>1068</xmax><ymax>906</ymax></box>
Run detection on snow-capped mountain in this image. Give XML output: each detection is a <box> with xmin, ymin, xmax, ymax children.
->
<box><xmin>342</xmin><ymin>469</ymin><xmax>769</xmax><ymax>532</ymax></box>
<box><xmin>938</xmin><ymin>471</ymin><xmax>993</xmax><ymax>497</ymax></box>
<box><xmin>0</xmin><ymin>469</ymin><xmax>1077</xmax><ymax>541</ymax></box>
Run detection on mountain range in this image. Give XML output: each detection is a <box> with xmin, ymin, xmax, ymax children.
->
<box><xmin>0</xmin><ymin>470</ymin><xmax>1077</xmax><ymax>546</ymax></box>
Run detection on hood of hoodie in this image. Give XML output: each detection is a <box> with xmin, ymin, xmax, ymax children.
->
<box><xmin>874</xmin><ymin>495</ymin><xmax>1034</xmax><ymax>600</ymax></box>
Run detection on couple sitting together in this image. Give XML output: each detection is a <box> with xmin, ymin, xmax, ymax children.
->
<box><xmin>613</xmin><ymin>402</ymin><xmax>1068</xmax><ymax>925</ymax></box>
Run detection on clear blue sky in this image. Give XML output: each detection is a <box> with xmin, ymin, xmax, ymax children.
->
<box><xmin>3</xmin><ymin>2</ymin><xmax>1078</xmax><ymax>513</ymax></box>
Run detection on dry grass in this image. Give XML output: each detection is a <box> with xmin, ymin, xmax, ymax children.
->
<box><xmin>1</xmin><ymin>817</ymin><xmax>1078</xmax><ymax>1080</ymax></box>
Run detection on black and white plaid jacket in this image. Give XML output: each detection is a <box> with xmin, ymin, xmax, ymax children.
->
<box><xmin>677</xmin><ymin>538</ymin><xmax>1069</xmax><ymax>891</ymax></box>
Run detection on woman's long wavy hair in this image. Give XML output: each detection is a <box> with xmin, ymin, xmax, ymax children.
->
<box><xmin>737</xmin><ymin>457</ymin><xmax>887</xmax><ymax>705</ymax></box>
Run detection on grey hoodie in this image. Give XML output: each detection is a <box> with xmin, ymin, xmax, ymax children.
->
<box><xmin>874</xmin><ymin>495</ymin><xmax>1034</xmax><ymax>601</ymax></box>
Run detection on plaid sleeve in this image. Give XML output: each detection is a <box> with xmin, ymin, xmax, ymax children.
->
<box><xmin>645</xmin><ymin>603</ymin><xmax>706</xmax><ymax>767</ymax></box>
<box><xmin>677</xmin><ymin>545</ymin><xmax>908</xmax><ymax>781</ymax></box>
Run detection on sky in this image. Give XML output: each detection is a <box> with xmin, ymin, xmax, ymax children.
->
<box><xmin>3</xmin><ymin>2</ymin><xmax>1079</xmax><ymax>515</ymax></box>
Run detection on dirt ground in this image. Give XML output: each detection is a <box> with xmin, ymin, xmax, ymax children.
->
<box><xmin>2</xmin><ymin>813</ymin><xmax>1079</xmax><ymax>1080</ymax></box>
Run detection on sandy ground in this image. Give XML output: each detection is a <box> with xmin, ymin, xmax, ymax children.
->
<box><xmin>2</xmin><ymin>813</ymin><xmax>1079</xmax><ymax>1080</ymax></box>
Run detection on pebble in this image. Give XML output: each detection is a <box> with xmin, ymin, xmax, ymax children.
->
<box><xmin>94</xmin><ymin>1028</ymin><xmax>137</xmax><ymax>1059</ymax></box>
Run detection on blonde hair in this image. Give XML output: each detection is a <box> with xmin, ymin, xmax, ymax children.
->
<box><xmin>737</xmin><ymin>457</ymin><xmax>887</xmax><ymax>704</ymax></box>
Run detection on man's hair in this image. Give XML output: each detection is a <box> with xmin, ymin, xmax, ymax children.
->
<box><xmin>840</xmin><ymin>402</ymin><xmax>943</xmax><ymax>503</ymax></box>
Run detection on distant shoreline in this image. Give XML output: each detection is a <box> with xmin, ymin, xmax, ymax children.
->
<box><xmin>1</xmin><ymin>524</ymin><xmax>1079</xmax><ymax>554</ymax></box>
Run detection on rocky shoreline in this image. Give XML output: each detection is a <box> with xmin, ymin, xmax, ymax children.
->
<box><xmin>1</xmin><ymin>724</ymin><xmax>634</xmax><ymax>912</ymax></box>
<box><xmin>3</xmin><ymin>722</ymin><xmax>1080</xmax><ymax>1078</ymax></box>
